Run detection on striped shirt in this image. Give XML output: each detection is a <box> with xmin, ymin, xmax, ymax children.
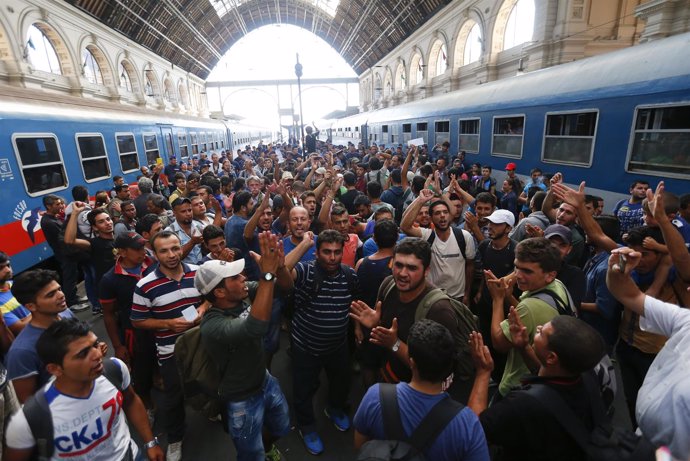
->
<box><xmin>130</xmin><ymin>264</ymin><xmax>202</xmax><ymax>362</ymax></box>
<box><xmin>291</xmin><ymin>262</ymin><xmax>358</xmax><ymax>355</ymax></box>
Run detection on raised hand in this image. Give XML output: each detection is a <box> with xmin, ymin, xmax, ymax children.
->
<box><xmin>484</xmin><ymin>269</ymin><xmax>508</xmax><ymax>301</ymax></box>
<box><xmin>507</xmin><ymin>307</ymin><xmax>529</xmax><ymax>349</ymax></box>
<box><xmin>350</xmin><ymin>300</ymin><xmax>381</xmax><ymax>329</ymax></box>
<box><xmin>552</xmin><ymin>180</ymin><xmax>586</xmax><ymax>208</ymax></box>
<box><xmin>250</xmin><ymin>231</ymin><xmax>283</xmax><ymax>274</ymax></box>
<box><xmin>469</xmin><ymin>331</ymin><xmax>494</xmax><ymax>373</ymax></box>
<box><xmin>418</xmin><ymin>188</ymin><xmax>435</xmax><ymax>202</ymax></box>
<box><xmin>370</xmin><ymin>318</ymin><xmax>399</xmax><ymax>349</ymax></box>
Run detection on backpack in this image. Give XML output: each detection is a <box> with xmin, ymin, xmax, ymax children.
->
<box><xmin>522</xmin><ymin>373</ymin><xmax>655</xmax><ymax>461</ymax></box>
<box><xmin>23</xmin><ymin>358</ymin><xmax>128</xmax><ymax>461</ymax></box>
<box><xmin>426</xmin><ymin>227</ymin><xmax>467</xmax><ymax>261</ymax></box>
<box><xmin>378</xmin><ymin>276</ymin><xmax>478</xmax><ymax>383</ymax></box>
<box><xmin>392</xmin><ymin>189</ymin><xmax>412</xmax><ymax>225</ymax></box>
<box><xmin>357</xmin><ymin>383</ymin><xmax>464</xmax><ymax>461</ymax></box>
<box><xmin>529</xmin><ymin>282</ymin><xmax>576</xmax><ymax>317</ymax></box>
<box><xmin>174</xmin><ymin>325</ymin><xmax>224</xmax><ymax>422</ymax></box>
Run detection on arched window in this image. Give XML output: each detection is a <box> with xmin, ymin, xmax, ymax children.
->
<box><xmin>145</xmin><ymin>72</ymin><xmax>155</xmax><ymax>96</ymax></box>
<box><xmin>464</xmin><ymin>23</ymin><xmax>482</xmax><ymax>65</ymax></box>
<box><xmin>26</xmin><ymin>24</ymin><xmax>61</xmax><ymax>75</ymax></box>
<box><xmin>395</xmin><ymin>63</ymin><xmax>406</xmax><ymax>90</ymax></box>
<box><xmin>119</xmin><ymin>62</ymin><xmax>132</xmax><ymax>91</ymax></box>
<box><xmin>504</xmin><ymin>0</ymin><xmax>535</xmax><ymax>50</ymax></box>
<box><xmin>435</xmin><ymin>43</ymin><xmax>448</xmax><ymax>76</ymax></box>
<box><xmin>416</xmin><ymin>57</ymin><xmax>424</xmax><ymax>83</ymax></box>
<box><xmin>82</xmin><ymin>48</ymin><xmax>103</xmax><ymax>85</ymax></box>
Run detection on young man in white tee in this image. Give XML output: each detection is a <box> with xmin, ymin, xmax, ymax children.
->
<box><xmin>4</xmin><ymin>318</ymin><xmax>163</xmax><ymax>461</ymax></box>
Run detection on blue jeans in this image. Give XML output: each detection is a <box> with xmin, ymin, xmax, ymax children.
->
<box><xmin>82</xmin><ymin>263</ymin><xmax>100</xmax><ymax>309</ymax></box>
<box><xmin>226</xmin><ymin>372</ymin><xmax>290</xmax><ymax>461</ymax></box>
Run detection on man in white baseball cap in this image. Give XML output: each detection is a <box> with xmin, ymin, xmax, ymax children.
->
<box><xmin>196</xmin><ymin>232</ymin><xmax>293</xmax><ymax>461</ymax></box>
<box><xmin>484</xmin><ymin>209</ymin><xmax>516</xmax><ymax>228</ymax></box>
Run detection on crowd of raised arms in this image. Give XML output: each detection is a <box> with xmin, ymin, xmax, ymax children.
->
<box><xmin>1</xmin><ymin>131</ymin><xmax>690</xmax><ymax>461</ymax></box>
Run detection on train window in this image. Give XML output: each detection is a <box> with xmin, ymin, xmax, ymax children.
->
<box><xmin>416</xmin><ymin>122</ymin><xmax>428</xmax><ymax>144</ymax></box>
<box><xmin>459</xmin><ymin>118</ymin><xmax>480</xmax><ymax>153</ymax></box>
<box><xmin>190</xmin><ymin>132</ymin><xmax>199</xmax><ymax>156</ymax></box>
<box><xmin>142</xmin><ymin>133</ymin><xmax>160</xmax><ymax>165</ymax></box>
<box><xmin>76</xmin><ymin>134</ymin><xmax>110</xmax><ymax>181</ymax></box>
<box><xmin>627</xmin><ymin>104</ymin><xmax>690</xmax><ymax>177</ymax></box>
<box><xmin>115</xmin><ymin>133</ymin><xmax>140</xmax><ymax>173</ymax></box>
<box><xmin>382</xmin><ymin>125</ymin><xmax>389</xmax><ymax>144</ymax></box>
<box><xmin>12</xmin><ymin>135</ymin><xmax>68</xmax><ymax>196</ymax></box>
<box><xmin>402</xmin><ymin>123</ymin><xmax>411</xmax><ymax>142</ymax></box>
<box><xmin>542</xmin><ymin>111</ymin><xmax>597</xmax><ymax>166</ymax></box>
<box><xmin>391</xmin><ymin>125</ymin><xmax>399</xmax><ymax>144</ymax></box>
<box><xmin>178</xmin><ymin>131</ymin><xmax>189</xmax><ymax>161</ymax></box>
<box><xmin>492</xmin><ymin>115</ymin><xmax>524</xmax><ymax>158</ymax></box>
<box><xmin>435</xmin><ymin>121</ymin><xmax>450</xmax><ymax>146</ymax></box>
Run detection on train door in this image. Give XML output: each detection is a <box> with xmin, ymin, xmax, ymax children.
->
<box><xmin>159</xmin><ymin>125</ymin><xmax>175</xmax><ymax>161</ymax></box>
<box><xmin>360</xmin><ymin>124</ymin><xmax>368</xmax><ymax>148</ymax></box>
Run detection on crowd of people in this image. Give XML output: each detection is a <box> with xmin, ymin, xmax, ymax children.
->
<box><xmin>1</xmin><ymin>134</ymin><xmax>689</xmax><ymax>461</ymax></box>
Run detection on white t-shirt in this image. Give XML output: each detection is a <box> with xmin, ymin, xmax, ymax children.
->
<box><xmin>5</xmin><ymin>358</ymin><xmax>138</xmax><ymax>461</ymax></box>
<box><xmin>419</xmin><ymin>227</ymin><xmax>476</xmax><ymax>299</ymax></box>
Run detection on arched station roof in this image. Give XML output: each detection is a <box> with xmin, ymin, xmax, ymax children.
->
<box><xmin>65</xmin><ymin>0</ymin><xmax>452</xmax><ymax>79</ymax></box>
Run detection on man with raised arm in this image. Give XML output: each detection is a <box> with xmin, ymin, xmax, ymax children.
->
<box><xmin>401</xmin><ymin>188</ymin><xmax>475</xmax><ymax>302</ymax></box>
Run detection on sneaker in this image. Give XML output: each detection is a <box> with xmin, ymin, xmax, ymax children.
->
<box><xmin>77</xmin><ymin>295</ymin><xmax>89</xmax><ymax>303</ymax></box>
<box><xmin>91</xmin><ymin>307</ymin><xmax>102</xmax><ymax>316</ymax></box>
<box><xmin>166</xmin><ymin>441</ymin><xmax>182</xmax><ymax>461</ymax></box>
<box><xmin>69</xmin><ymin>303</ymin><xmax>90</xmax><ymax>313</ymax></box>
<box><xmin>265</xmin><ymin>444</ymin><xmax>282</xmax><ymax>461</ymax></box>
<box><xmin>299</xmin><ymin>430</ymin><xmax>324</xmax><ymax>455</ymax></box>
<box><xmin>324</xmin><ymin>407</ymin><xmax>350</xmax><ymax>432</ymax></box>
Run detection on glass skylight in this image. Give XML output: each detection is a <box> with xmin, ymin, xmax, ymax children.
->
<box><xmin>211</xmin><ymin>0</ymin><xmax>340</xmax><ymax>19</ymax></box>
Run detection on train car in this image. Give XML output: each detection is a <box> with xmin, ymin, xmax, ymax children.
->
<box><xmin>329</xmin><ymin>32</ymin><xmax>690</xmax><ymax>206</ymax></box>
<box><xmin>0</xmin><ymin>85</ymin><xmax>273</xmax><ymax>272</ymax></box>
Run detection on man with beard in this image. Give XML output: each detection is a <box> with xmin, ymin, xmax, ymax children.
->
<box><xmin>283</xmin><ymin>206</ymin><xmax>317</xmax><ymax>263</ymax></box>
<box><xmin>473</xmin><ymin>210</ymin><xmax>517</xmax><ymax>380</ymax></box>
<box><xmin>166</xmin><ymin>198</ymin><xmax>204</xmax><ymax>265</ymax></box>
<box><xmin>131</xmin><ymin>231</ymin><xmax>208</xmax><ymax>461</ymax></box>
<box><xmin>541</xmin><ymin>173</ymin><xmax>586</xmax><ymax>266</ymax></box>
<box><xmin>284</xmin><ymin>230</ymin><xmax>358</xmax><ymax>455</ymax></box>
<box><xmin>350</xmin><ymin>238</ymin><xmax>476</xmax><ymax>403</ymax></box>
<box><xmin>100</xmin><ymin>232</ymin><xmax>157</xmax><ymax>417</ymax></box>
<box><xmin>613</xmin><ymin>179</ymin><xmax>650</xmax><ymax>235</ymax></box>
<box><xmin>401</xmin><ymin>189</ymin><xmax>475</xmax><ymax>302</ymax></box>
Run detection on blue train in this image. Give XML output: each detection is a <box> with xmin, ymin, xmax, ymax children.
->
<box><xmin>0</xmin><ymin>84</ymin><xmax>274</xmax><ymax>272</ymax></box>
<box><xmin>328</xmin><ymin>32</ymin><xmax>690</xmax><ymax>206</ymax></box>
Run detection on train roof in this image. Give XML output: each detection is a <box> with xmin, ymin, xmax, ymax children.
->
<box><xmin>337</xmin><ymin>32</ymin><xmax>690</xmax><ymax>126</ymax></box>
<box><xmin>0</xmin><ymin>85</ymin><xmax>225</xmax><ymax>129</ymax></box>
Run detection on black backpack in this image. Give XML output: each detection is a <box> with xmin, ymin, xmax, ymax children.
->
<box><xmin>357</xmin><ymin>383</ymin><xmax>464</xmax><ymax>461</ymax></box>
<box><xmin>522</xmin><ymin>373</ymin><xmax>655</xmax><ymax>461</ymax></box>
<box><xmin>392</xmin><ymin>189</ymin><xmax>412</xmax><ymax>225</ymax></box>
<box><xmin>22</xmin><ymin>358</ymin><xmax>129</xmax><ymax>461</ymax></box>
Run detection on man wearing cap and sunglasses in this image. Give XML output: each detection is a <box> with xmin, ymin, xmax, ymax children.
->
<box><xmin>197</xmin><ymin>232</ymin><xmax>292</xmax><ymax>461</ymax></box>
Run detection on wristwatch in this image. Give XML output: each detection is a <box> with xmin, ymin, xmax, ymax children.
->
<box><xmin>143</xmin><ymin>437</ymin><xmax>159</xmax><ymax>449</ymax></box>
<box><xmin>261</xmin><ymin>272</ymin><xmax>276</xmax><ymax>282</ymax></box>
<box><xmin>392</xmin><ymin>338</ymin><xmax>401</xmax><ymax>352</ymax></box>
